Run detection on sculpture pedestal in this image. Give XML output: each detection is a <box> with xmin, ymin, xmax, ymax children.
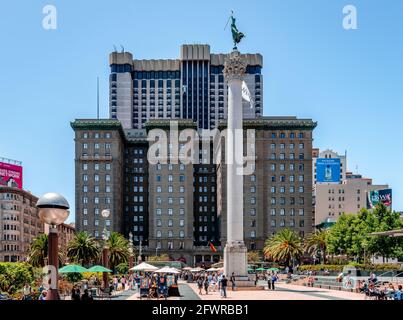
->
<box><xmin>223</xmin><ymin>241</ymin><xmax>255</xmax><ymax>287</ymax></box>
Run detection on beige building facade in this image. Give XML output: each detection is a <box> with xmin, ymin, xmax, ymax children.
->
<box><xmin>0</xmin><ymin>187</ymin><xmax>43</xmax><ymax>262</ymax></box>
<box><xmin>314</xmin><ymin>172</ymin><xmax>389</xmax><ymax>224</ymax></box>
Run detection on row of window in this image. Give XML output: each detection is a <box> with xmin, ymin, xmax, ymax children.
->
<box><xmin>269</xmin><ymin>186</ymin><xmax>306</xmax><ymax>193</ymax></box>
<box><xmin>82</xmin><ymin>219</ymin><xmax>110</xmax><ymax>226</ymax></box>
<box><xmin>155</xmin><ymin>186</ymin><xmax>186</xmax><ymax>193</ymax></box>
<box><xmin>156</xmin><ymin>230</ymin><xmax>185</xmax><ymax>238</ymax></box>
<box><xmin>3</xmin><ymin>234</ymin><xmax>20</xmax><ymax>241</ymax></box>
<box><xmin>83</xmin><ymin>186</ymin><xmax>111</xmax><ymax>193</ymax></box>
<box><xmin>2</xmin><ymin>244</ymin><xmax>20</xmax><ymax>252</ymax></box>
<box><xmin>82</xmin><ymin>143</ymin><xmax>111</xmax><ymax>150</ymax></box>
<box><xmin>156</xmin><ymin>219</ymin><xmax>185</xmax><ymax>227</ymax></box>
<box><xmin>156</xmin><ymin>175</ymin><xmax>186</xmax><ymax>182</ymax></box>
<box><xmin>83</xmin><ymin>163</ymin><xmax>111</xmax><ymax>171</ymax></box>
<box><xmin>155</xmin><ymin>163</ymin><xmax>186</xmax><ymax>171</ymax></box>
<box><xmin>82</xmin><ymin>197</ymin><xmax>111</xmax><ymax>204</ymax></box>
<box><xmin>82</xmin><ymin>132</ymin><xmax>111</xmax><ymax>139</ymax></box>
<box><xmin>155</xmin><ymin>208</ymin><xmax>185</xmax><ymax>215</ymax></box>
<box><xmin>82</xmin><ymin>174</ymin><xmax>111</xmax><ymax>182</ymax></box>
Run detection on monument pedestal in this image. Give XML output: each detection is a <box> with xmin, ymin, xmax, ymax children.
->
<box><xmin>224</xmin><ymin>241</ymin><xmax>255</xmax><ymax>287</ymax></box>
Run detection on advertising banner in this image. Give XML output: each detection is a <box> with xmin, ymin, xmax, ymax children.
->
<box><xmin>368</xmin><ymin>189</ymin><xmax>392</xmax><ymax>208</ymax></box>
<box><xmin>316</xmin><ymin>158</ymin><xmax>341</xmax><ymax>183</ymax></box>
<box><xmin>0</xmin><ymin>162</ymin><xmax>23</xmax><ymax>189</ymax></box>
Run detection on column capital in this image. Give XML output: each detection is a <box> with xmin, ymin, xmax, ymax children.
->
<box><xmin>224</xmin><ymin>50</ymin><xmax>247</xmax><ymax>82</ymax></box>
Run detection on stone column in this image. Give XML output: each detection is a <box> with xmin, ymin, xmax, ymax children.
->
<box><xmin>223</xmin><ymin>50</ymin><xmax>249</xmax><ymax>281</ymax></box>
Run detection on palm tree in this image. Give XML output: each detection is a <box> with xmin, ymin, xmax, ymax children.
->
<box><xmin>67</xmin><ymin>231</ymin><xmax>100</xmax><ymax>266</ymax></box>
<box><xmin>304</xmin><ymin>230</ymin><xmax>329</xmax><ymax>264</ymax></box>
<box><xmin>106</xmin><ymin>232</ymin><xmax>129</xmax><ymax>271</ymax></box>
<box><xmin>263</xmin><ymin>229</ymin><xmax>303</xmax><ymax>267</ymax></box>
<box><xmin>27</xmin><ymin>234</ymin><xmax>64</xmax><ymax>267</ymax></box>
<box><xmin>27</xmin><ymin>234</ymin><xmax>48</xmax><ymax>267</ymax></box>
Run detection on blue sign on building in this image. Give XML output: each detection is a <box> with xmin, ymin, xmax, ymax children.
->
<box><xmin>316</xmin><ymin>158</ymin><xmax>341</xmax><ymax>183</ymax></box>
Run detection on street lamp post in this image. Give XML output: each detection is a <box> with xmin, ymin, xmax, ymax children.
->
<box><xmin>37</xmin><ymin>193</ymin><xmax>70</xmax><ymax>301</ymax></box>
<box><xmin>101</xmin><ymin>209</ymin><xmax>110</xmax><ymax>290</ymax></box>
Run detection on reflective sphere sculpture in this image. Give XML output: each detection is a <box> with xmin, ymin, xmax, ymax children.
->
<box><xmin>37</xmin><ymin>193</ymin><xmax>70</xmax><ymax>226</ymax></box>
<box><xmin>101</xmin><ymin>209</ymin><xmax>110</xmax><ymax>218</ymax></box>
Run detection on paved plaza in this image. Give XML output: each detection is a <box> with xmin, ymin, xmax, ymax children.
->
<box><xmin>124</xmin><ymin>281</ymin><xmax>365</xmax><ymax>301</ymax></box>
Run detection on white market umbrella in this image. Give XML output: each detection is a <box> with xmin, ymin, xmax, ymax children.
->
<box><xmin>156</xmin><ymin>266</ymin><xmax>180</xmax><ymax>274</ymax></box>
<box><xmin>129</xmin><ymin>262</ymin><xmax>159</xmax><ymax>272</ymax></box>
<box><xmin>190</xmin><ymin>267</ymin><xmax>205</xmax><ymax>272</ymax></box>
<box><xmin>182</xmin><ymin>267</ymin><xmax>193</xmax><ymax>271</ymax></box>
<box><xmin>206</xmin><ymin>267</ymin><xmax>218</xmax><ymax>272</ymax></box>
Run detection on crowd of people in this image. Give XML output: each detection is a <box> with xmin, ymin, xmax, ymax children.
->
<box><xmin>357</xmin><ymin>276</ymin><xmax>403</xmax><ymax>300</ymax></box>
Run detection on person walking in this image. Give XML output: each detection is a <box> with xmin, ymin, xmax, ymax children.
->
<box><xmin>204</xmin><ymin>277</ymin><xmax>209</xmax><ymax>295</ymax></box>
<box><xmin>394</xmin><ymin>285</ymin><xmax>403</xmax><ymax>300</ymax></box>
<box><xmin>81</xmin><ymin>289</ymin><xmax>93</xmax><ymax>301</ymax></box>
<box><xmin>71</xmin><ymin>286</ymin><xmax>80</xmax><ymax>300</ymax></box>
<box><xmin>267</xmin><ymin>273</ymin><xmax>272</xmax><ymax>290</ymax></box>
<box><xmin>38</xmin><ymin>290</ymin><xmax>47</xmax><ymax>300</ymax></box>
<box><xmin>218</xmin><ymin>273</ymin><xmax>223</xmax><ymax>292</ymax></box>
<box><xmin>230</xmin><ymin>272</ymin><xmax>236</xmax><ymax>291</ymax></box>
<box><xmin>22</xmin><ymin>283</ymin><xmax>32</xmax><ymax>300</ymax></box>
<box><xmin>221</xmin><ymin>275</ymin><xmax>228</xmax><ymax>298</ymax></box>
<box><xmin>271</xmin><ymin>272</ymin><xmax>278</xmax><ymax>290</ymax></box>
<box><xmin>197</xmin><ymin>277</ymin><xmax>204</xmax><ymax>295</ymax></box>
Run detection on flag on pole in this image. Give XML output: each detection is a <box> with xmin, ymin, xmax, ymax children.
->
<box><xmin>208</xmin><ymin>241</ymin><xmax>217</xmax><ymax>253</ymax></box>
<box><xmin>242</xmin><ymin>81</ymin><xmax>254</xmax><ymax>108</ymax></box>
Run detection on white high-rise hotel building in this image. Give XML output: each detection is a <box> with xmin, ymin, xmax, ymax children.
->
<box><xmin>109</xmin><ymin>44</ymin><xmax>263</xmax><ymax>130</ymax></box>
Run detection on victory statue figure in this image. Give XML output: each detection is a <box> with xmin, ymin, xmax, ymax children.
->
<box><xmin>229</xmin><ymin>11</ymin><xmax>245</xmax><ymax>49</ymax></box>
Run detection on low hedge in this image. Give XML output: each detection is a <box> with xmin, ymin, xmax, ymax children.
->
<box><xmin>299</xmin><ymin>263</ymin><xmax>403</xmax><ymax>272</ymax></box>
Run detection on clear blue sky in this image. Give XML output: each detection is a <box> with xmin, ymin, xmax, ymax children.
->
<box><xmin>0</xmin><ymin>0</ymin><xmax>402</xmax><ymax>223</ymax></box>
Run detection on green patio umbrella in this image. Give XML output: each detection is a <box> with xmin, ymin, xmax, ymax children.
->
<box><xmin>59</xmin><ymin>264</ymin><xmax>89</xmax><ymax>273</ymax></box>
<box><xmin>247</xmin><ymin>268</ymin><xmax>254</xmax><ymax>272</ymax></box>
<box><xmin>268</xmin><ymin>267</ymin><xmax>279</xmax><ymax>272</ymax></box>
<box><xmin>256</xmin><ymin>267</ymin><xmax>266</xmax><ymax>271</ymax></box>
<box><xmin>87</xmin><ymin>265</ymin><xmax>112</xmax><ymax>273</ymax></box>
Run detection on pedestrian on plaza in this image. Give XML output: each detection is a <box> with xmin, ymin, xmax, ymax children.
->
<box><xmin>203</xmin><ymin>277</ymin><xmax>210</xmax><ymax>295</ymax></box>
<box><xmin>218</xmin><ymin>273</ymin><xmax>223</xmax><ymax>291</ymax></box>
<box><xmin>38</xmin><ymin>290</ymin><xmax>47</xmax><ymax>301</ymax></box>
<box><xmin>113</xmin><ymin>276</ymin><xmax>118</xmax><ymax>291</ymax></box>
<box><xmin>267</xmin><ymin>273</ymin><xmax>272</xmax><ymax>290</ymax></box>
<box><xmin>121</xmin><ymin>276</ymin><xmax>126</xmax><ymax>290</ymax></box>
<box><xmin>197</xmin><ymin>277</ymin><xmax>204</xmax><ymax>295</ymax></box>
<box><xmin>22</xmin><ymin>283</ymin><xmax>32</xmax><ymax>300</ymax></box>
<box><xmin>211</xmin><ymin>274</ymin><xmax>217</xmax><ymax>292</ymax></box>
<box><xmin>71</xmin><ymin>286</ymin><xmax>80</xmax><ymax>301</ymax></box>
<box><xmin>38</xmin><ymin>284</ymin><xmax>45</xmax><ymax>294</ymax></box>
<box><xmin>394</xmin><ymin>285</ymin><xmax>403</xmax><ymax>300</ymax></box>
<box><xmin>81</xmin><ymin>289</ymin><xmax>93</xmax><ymax>301</ymax></box>
<box><xmin>221</xmin><ymin>275</ymin><xmax>228</xmax><ymax>298</ymax></box>
<box><xmin>230</xmin><ymin>272</ymin><xmax>236</xmax><ymax>291</ymax></box>
<box><xmin>271</xmin><ymin>272</ymin><xmax>278</xmax><ymax>290</ymax></box>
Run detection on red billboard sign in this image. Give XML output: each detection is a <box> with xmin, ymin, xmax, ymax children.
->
<box><xmin>0</xmin><ymin>162</ymin><xmax>23</xmax><ymax>189</ymax></box>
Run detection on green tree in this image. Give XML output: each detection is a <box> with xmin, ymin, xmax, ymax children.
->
<box><xmin>27</xmin><ymin>234</ymin><xmax>48</xmax><ymax>267</ymax></box>
<box><xmin>247</xmin><ymin>251</ymin><xmax>261</xmax><ymax>264</ymax></box>
<box><xmin>116</xmin><ymin>262</ymin><xmax>129</xmax><ymax>274</ymax></box>
<box><xmin>106</xmin><ymin>232</ymin><xmax>129</xmax><ymax>271</ymax></box>
<box><xmin>67</xmin><ymin>231</ymin><xmax>100</xmax><ymax>266</ymax></box>
<box><xmin>0</xmin><ymin>262</ymin><xmax>35</xmax><ymax>294</ymax></box>
<box><xmin>327</xmin><ymin>204</ymin><xmax>403</xmax><ymax>262</ymax></box>
<box><xmin>304</xmin><ymin>230</ymin><xmax>329</xmax><ymax>264</ymax></box>
<box><xmin>263</xmin><ymin>229</ymin><xmax>303</xmax><ymax>266</ymax></box>
<box><xmin>364</xmin><ymin>204</ymin><xmax>403</xmax><ymax>261</ymax></box>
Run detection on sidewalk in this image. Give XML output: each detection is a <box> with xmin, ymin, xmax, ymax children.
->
<box><xmin>184</xmin><ymin>281</ymin><xmax>365</xmax><ymax>300</ymax></box>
